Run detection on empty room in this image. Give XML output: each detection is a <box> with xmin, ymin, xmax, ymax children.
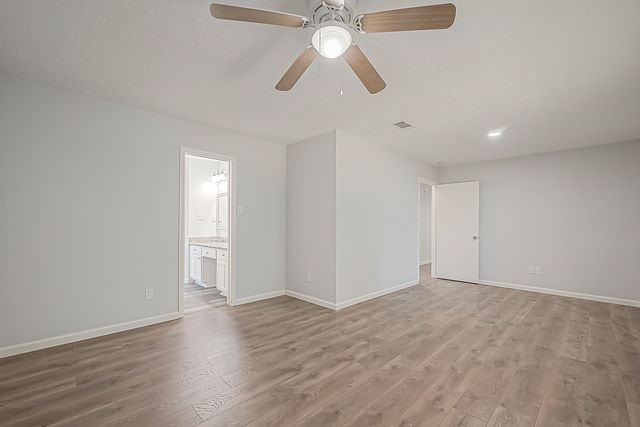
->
<box><xmin>1</xmin><ymin>1</ymin><xmax>639</xmax><ymax>426</ymax></box>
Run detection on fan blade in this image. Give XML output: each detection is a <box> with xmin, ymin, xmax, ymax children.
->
<box><xmin>342</xmin><ymin>45</ymin><xmax>386</xmax><ymax>94</ymax></box>
<box><xmin>210</xmin><ymin>3</ymin><xmax>309</xmax><ymax>28</ymax></box>
<box><xmin>276</xmin><ymin>46</ymin><xmax>319</xmax><ymax>91</ymax></box>
<box><xmin>358</xmin><ymin>4</ymin><xmax>456</xmax><ymax>33</ymax></box>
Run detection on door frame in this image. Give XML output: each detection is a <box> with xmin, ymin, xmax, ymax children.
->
<box><xmin>418</xmin><ymin>177</ymin><xmax>438</xmax><ymax>279</ymax></box>
<box><xmin>179</xmin><ymin>147</ymin><xmax>237</xmax><ymax>316</ymax></box>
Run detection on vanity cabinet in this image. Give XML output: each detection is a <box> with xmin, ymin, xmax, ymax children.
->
<box><xmin>189</xmin><ymin>246</ymin><xmax>202</xmax><ymax>283</ymax></box>
<box><xmin>189</xmin><ymin>244</ymin><xmax>227</xmax><ymax>291</ymax></box>
<box><xmin>202</xmin><ymin>257</ymin><xmax>216</xmax><ymax>287</ymax></box>
<box><xmin>216</xmin><ymin>249</ymin><xmax>227</xmax><ymax>295</ymax></box>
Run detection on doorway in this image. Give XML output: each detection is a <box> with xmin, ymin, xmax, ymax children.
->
<box><xmin>434</xmin><ymin>181</ymin><xmax>479</xmax><ymax>284</ymax></box>
<box><xmin>179</xmin><ymin>148</ymin><xmax>236</xmax><ymax>315</ymax></box>
<box><xmin>418</xmin><ymin>178</ymin><xmax>436</xmax><ymax>282</ymax></box>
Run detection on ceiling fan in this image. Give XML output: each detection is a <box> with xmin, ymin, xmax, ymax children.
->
<box><xmin>210</xmin><ymin>0</ymin><xmax>456</xmax><ymax>94</ymax></box>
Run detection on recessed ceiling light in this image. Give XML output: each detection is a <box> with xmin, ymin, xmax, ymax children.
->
<box><xmin>487</xmin><ymin>129</ymin><xmax>504</xmax><ymax>138</ymax></box>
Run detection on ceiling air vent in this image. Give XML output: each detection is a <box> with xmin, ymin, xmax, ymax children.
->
<box><xmin>393</xmin><ymin>121</ymin><xmax>414</xmax><ymax>130</ymax></box>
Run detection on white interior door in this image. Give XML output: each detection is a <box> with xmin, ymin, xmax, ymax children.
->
<box><xmin>435</xmin><ymin>181</ymin><xmax>479</xmax><ymax>283</ymax></box>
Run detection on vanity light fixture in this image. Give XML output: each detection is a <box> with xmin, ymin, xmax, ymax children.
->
<box><xmin>211</xmin><ymin>170</ymin><xmax>228</xmax><ymax>183</ymax></box>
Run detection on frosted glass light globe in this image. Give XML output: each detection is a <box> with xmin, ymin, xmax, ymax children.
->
<box><xmin>312</xmin><ymin>25</ymin><xmax>352</xmax><ymax>59</ymax></box>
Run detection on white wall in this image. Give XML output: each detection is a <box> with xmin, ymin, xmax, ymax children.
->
<box><xmin>187</xmin><ymin>157</ymin><xmax>226</xmax><ymax>238</ymax></box>
<box><xmin>0</xmin><ymin>75</ymin><xmax>286</xmax><ymax>349</ymax></box>
<box><xmin>335</xmin><ymin>131</ymin><xmax>437</xmax><ymax>304</ymax></box>
<box><xmin>420</xmin><ymin>184</ymin><xmax>432</xmax><ymax>264</ymax></box>
<box><xmin>286</xmin><ymin>132</ymin><xmax>337</xmax><ymax>304</ymax></box>
<box><xmin>285</xmin><ymin>130</ymin><xmax>436</xmax><ymax>308</ymax></box>
<box><xmin>437</xmin><ymin>140</ymin><xmax>640</xmax><ymax>303</ymax></box>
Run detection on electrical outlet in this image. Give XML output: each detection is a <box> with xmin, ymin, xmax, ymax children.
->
<box><xmin>145</xmin><ymin>288</ymin><xmax>154</xmax><ymax>300</ymax></box>
<box><xmin>529</xmin><ymin>266</ymin><xmax>543</xmax><ymax>275</ymax></box>
<box><xmin>306</xmin><ymin>273</ymin><xmax>312</xmax><ymax>284</ymax></box>
<box><xmin>383</xmin><ymin>267</ymin><xmax>388</xmax><ymax>277</ymax></box>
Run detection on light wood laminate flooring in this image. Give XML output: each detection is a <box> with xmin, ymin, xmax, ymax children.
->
<box><xmin>1</xmin><ymin>265</ymin><xmax>639</xmax><ymax>426</ymax></box>
<box><xmin>184</xmin><ymin>282</ymin><xmax>227</xmax><ymax>313</ymax></box>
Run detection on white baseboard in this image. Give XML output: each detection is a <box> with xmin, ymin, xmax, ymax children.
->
<box><xmin>234</xmin><ymin>290</ymin><xmax>285</xmax><ymax>306</ymax></box>
<box><xmin>420</xmin><ymin>260</ymin><xmax>432</xmax><ymax>266</ymax></box>
<box><xmin>285</xmin><ymin>290</ymin><xmax>337</xmax><ymax>310</ymax></box>
<box><xmin>285</xmin><ymin>280</ymin><xmax>421</xmax><ymax>311</ymax></box>
<box><xmin>336</xmin><ymin>280</ymin><xmax>420</xmax><ymax>310</ymax></box>
<box><xmin>479</xmin><ymin>280</ymin><xmax>640</xmax><ymax>308</ymax></box>
<box><xmin>0</xmin><ymin>312</ymin><xmax>180</xmax><ymax>359</ymax></box>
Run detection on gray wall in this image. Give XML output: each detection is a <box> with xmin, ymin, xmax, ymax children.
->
<box><xmin>336</xmin><ymin>131</ymin><xmax>437</xmax><ymax>303</ymax></box>
<box><xmin>438</xmin><ymin>140</ymin><xmax>640</xmax><ymax>302</ymax></box>
<box><xmin>0</xmin><ymin>75</ymin><xmax>286</xmax><ymax>348</ymax></box>
<box><xmin>285</xmin><ymin>130</ymin><xmax>437</xmax><ymax>306</ymax></box>
<box><xmin>286</xmin><ymin>132</ymin><xmax>337</xmax><ymax>304</ymax></box>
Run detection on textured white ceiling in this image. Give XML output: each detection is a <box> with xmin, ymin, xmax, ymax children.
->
<box><xmin>1</xmin><ymin>0</ymin><xmax>639</xmax><ymax>164</ymax></box>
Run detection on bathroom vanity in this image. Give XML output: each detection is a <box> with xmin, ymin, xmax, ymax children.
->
<box><xmin>189</xmin><ymin>240</ymin><xmax>228</xmax><ymax>296</ymax></box>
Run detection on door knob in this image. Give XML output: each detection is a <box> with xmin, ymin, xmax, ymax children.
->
<box><xmin>472</xmin><ymin>235</ymin><xmax>479</xmax><ymax>240</ymax></box>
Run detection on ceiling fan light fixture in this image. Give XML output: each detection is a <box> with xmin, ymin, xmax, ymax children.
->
<box><xmin>312</xmin><ymin>25</ymin><xmax>352</xmax><ymax>59</ymax></box>
<box><xmin>209</xmin><ymin>1</ymin><xmax>458</xmax><ymax>93</ymax></box>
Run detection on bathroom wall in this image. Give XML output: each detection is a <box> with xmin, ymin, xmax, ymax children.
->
<box><xmin>187</xmin><ymin>156</ymin><xmax>227</xmax><ymax>238</ymax></box>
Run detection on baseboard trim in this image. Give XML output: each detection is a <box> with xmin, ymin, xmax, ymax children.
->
<box><xmin>285</xmin><ymin>280</ymin><xmax>421</xmax><ymax>311</ymax></box>
<box><xmin>336</xmin><ymin>280</ymin><xmax>420</xmax><ymax>311</ymax></box>
<box><xmin>0</xmin><ymin>312</ymin><xmax>181</xmax><ymax>359</ymax></box>
<box><xmin>479</xmin><ymin>280</ymin><xmax>640</xmax><ymax>308</ymax></box>
<box><xmin>420</xmin><ymin>260</ymin><xmax>432</xmax><ymax>266</ymax></box>
<box><xmin>234</xmin><ymin>290</ymin><xmax>286</xmax><ymax>306</ymax></box>
<box><xmin>284</xmin><ymin>290</ymin><xmax>337</xmax><ymax>310</ymax></box>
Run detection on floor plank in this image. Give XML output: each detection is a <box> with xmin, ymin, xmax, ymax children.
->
<box><xmin>440</xmin><ymin>408</ymin><xmax>486</xmax><ymax>427</ymax></box>
<box><xmin>184</xmin><ymin>282</ymin><xmax>227</xmax><ymax>312</ymax></box>
<box><xmin>487</xmin><ymin>399</ymin><xmax>538</xmax><ymax>427</ymax></box>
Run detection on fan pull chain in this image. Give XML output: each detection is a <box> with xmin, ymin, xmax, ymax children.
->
<box><xmin>340</xmin><ymin>61</ymin><xmax>344</xmax><ymax>96</ymax></box>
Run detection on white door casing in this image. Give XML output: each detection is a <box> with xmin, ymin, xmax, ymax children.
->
<box><xmin>435</xmin><ymin>181</ymin><xmax>479</xmax><ymax>283</ymax></box>
<box><xmin>179</xmin><ymin>147</ymin><xmax>237</xmax><ymax>314</ymax></box>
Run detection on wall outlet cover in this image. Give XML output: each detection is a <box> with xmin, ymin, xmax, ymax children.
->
<box><xmin>529</xmin><ymin>266</ymin><xmax>544</xmax><ymax>275</ymax></box>
<box><xmin>145</xmin><ymin>288</ymin><xmax>154</xmax><ymax>300</ymax></box>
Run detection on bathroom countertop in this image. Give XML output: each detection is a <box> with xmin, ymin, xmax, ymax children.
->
<box><xmin>189</xmin><ymin>238</ymin><xmax>228</xmax><ymax>250</ymax></box>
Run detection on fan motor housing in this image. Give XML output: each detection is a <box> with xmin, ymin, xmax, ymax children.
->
<box><xmin>308</xmin><ymin>0</ymin><xmax>357</xmax><ymax>25</ymax></box>
<box><xmin>322</xmin><ymin>0</ymin><xmax>344</xmax><ymax>11</ymax></box>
